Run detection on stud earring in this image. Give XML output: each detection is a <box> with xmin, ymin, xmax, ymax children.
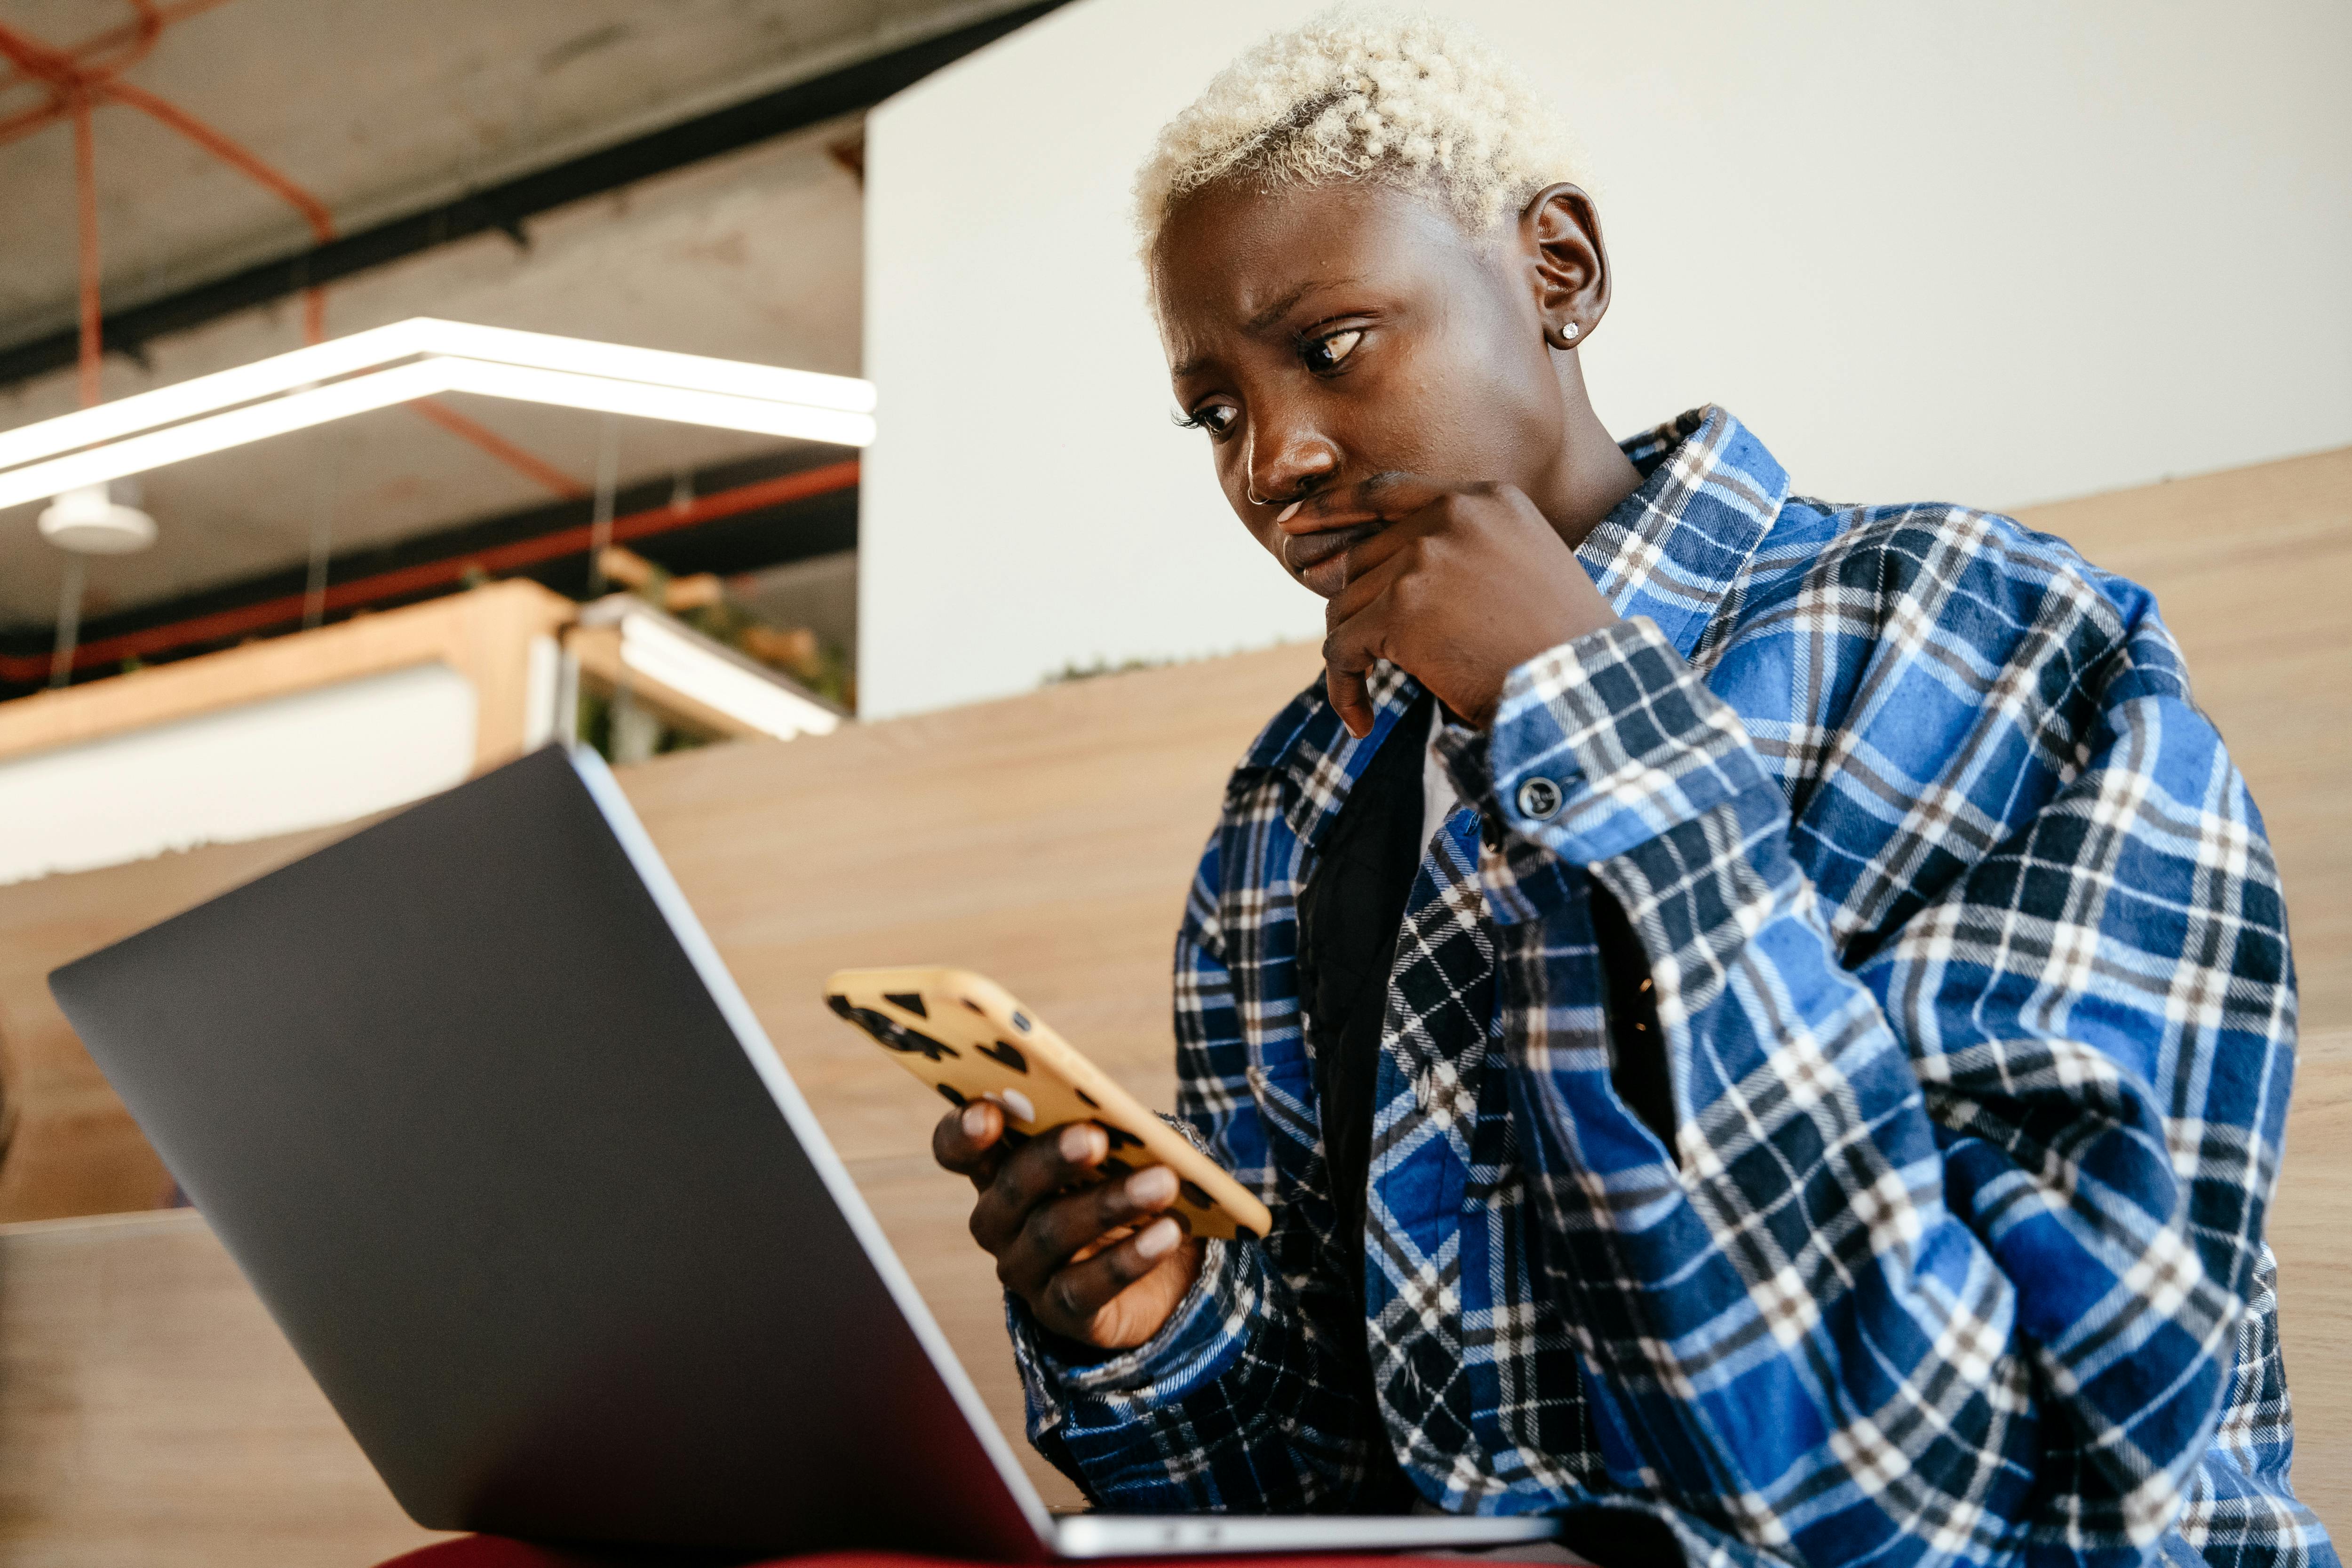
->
<box><xmin>1557</xmin><ymin>322</ymin><xmax>1580</xmax><ymax>344</ymax></box>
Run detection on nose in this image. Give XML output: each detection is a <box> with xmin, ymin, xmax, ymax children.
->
<box><xmin>1244</xmin><ymin>406</ymin><xmax>1337</xmax><ymax>508</ymax></box>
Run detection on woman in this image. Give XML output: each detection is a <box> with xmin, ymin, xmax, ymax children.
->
<box><xmin>931</xmin><ymin>12</ymin><xmax>2326</xmax><ymax>1567</ymax></box>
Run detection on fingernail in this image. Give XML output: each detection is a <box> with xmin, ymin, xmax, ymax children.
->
<box><xmin>1134</xmin><ymin>1217</ymin><xmax>1181</xmax><ymax>1259</ymax></box>
<box><xmin>1275</xmin><ymin>500</ymin><xmax>1302</xmax><ymax>523</ymax></box>
<box><xmin>961</xmin><ymin>1104</ymin><xmax>990</xmax><ymax>1139</ymax></box>
<box><xmin>1059</xmin><ymin>1123</ymin><xmax>1103</xmax><ymax>1162</ymax></box>
<box><xmin>1127</xmin><ymin>1166</ymin><xmax>1178</xmax><ymax>1206</ymax></box>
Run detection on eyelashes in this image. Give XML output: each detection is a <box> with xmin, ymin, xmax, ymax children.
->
<box><xmin>1173</xmin><ymin>324</ymin><xmax>1367</xmax><ymax>437</ymax></box>
<box><xmin>1174</xmin><ymin>404</ymin><xmax>1238</xmax><ymax>435</ymax></box>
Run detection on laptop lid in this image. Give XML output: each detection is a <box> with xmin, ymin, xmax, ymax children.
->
<box><xmin>49</xmin><ymin>745</ymin><xmax>1054</xmax><ymax>1559</ymax></box>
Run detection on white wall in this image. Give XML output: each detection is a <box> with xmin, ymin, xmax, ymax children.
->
<box><xmin>861</xmin><ymin>0</ymin><xmax>2352</xmax><ymax>719</ymax></box>
<box><xmin>0</xmin><ymin>664</ymin><xmax>477</xmax><ymax>885</ymax></box>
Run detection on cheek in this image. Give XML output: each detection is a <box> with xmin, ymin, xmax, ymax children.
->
<box><xmin>1396</xmin><ymin>289</ymin><xmax>1560</xmax><ymax>474</ymax></box>
<box><xmin>1348</xmin><ymin>352</ymin><xmax>1500</xmax><ymax>472</ymax></box>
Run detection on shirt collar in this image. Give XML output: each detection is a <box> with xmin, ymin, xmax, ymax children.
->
<box><xmin>1236</xmin><ymin>405</ymin><xmax>1788</xmax><ymax>850</ymax></box>
<box><xmin>1580</xmin><ymin>405</ymin><xmax>1789</xmax><ymax>657</ymax></box>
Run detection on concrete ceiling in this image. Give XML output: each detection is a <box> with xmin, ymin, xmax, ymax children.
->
<box><xmin>0</xmin><ymin>0</ymin><xmax>1025</xmax><ymax>632</ymax></box>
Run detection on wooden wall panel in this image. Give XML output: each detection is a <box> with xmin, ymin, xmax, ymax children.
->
<box><xmin>0</xmin><ymin>1211</ymin><xmax>452</xmax><ymax>1566</ymax></box>
<box><xmin>2272</xmin><ymin>1031</ymin><xmax>2352</xmax><ymax>1530</ymax></box>
<box><xmin>2014</xmin><ymin>446</ymin><xmax>2352</xmax><ymax>1032</ymax></box>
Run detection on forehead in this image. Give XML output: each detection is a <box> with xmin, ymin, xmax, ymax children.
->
<box><xmin>1150</xmin><ymin>181</ymin><xmax>1488</xmax><ymax>350</ymax></box>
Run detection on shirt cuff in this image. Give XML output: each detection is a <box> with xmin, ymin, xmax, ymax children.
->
<box><xmin>1007</xmin><ymin>1234</ymin><xmax>1251</xmax><ymax>1411</ymax></box>
<box><xmin>1439</xmin><ymin>617</ymin><xmax>1772</xmax><ymax>920</ymax></box>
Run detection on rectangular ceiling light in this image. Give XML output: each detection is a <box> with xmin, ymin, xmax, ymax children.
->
<box><xmin>617</xmin><ymin>609</ymin><xmax>843</xmax><ymax>742</ymax></box>
<box><xmin>0</xmin><ymin>318</ymin><xmax>876</xmax><ymax>512</ymax></box>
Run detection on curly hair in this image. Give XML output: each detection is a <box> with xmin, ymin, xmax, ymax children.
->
<box><xmin>1134</xmin><ymin>7</ymin><xmax>1583</xmax><ymax>257</ymax></box>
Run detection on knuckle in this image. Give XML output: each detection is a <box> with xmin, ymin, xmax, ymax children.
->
<box><xmin>1000</xmin><ymin>1144</ymin><xmax>1047</xmax><ymax>1199</ymax></box>
<box><xmin>1104</xmin><ymin>1238</ymin><xmax>1147</xmax><ymax>1283</ymax></box>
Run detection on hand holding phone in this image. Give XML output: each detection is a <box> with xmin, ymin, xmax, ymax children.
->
<box><xmin>825</xmin><ymin>967</ymin><xmax>1269</xmax><ymax>1350</ymax></box>
<box><xmin>932</xmin><ymin>1098</ymin><xmax>1206</xmax><ymax>1350</ymax></box>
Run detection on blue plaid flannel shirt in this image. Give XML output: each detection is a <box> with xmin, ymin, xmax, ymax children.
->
<box><xmin>1006</xmin><ymin>407</ymin><xmax>2331</xmax><ymax>1568</ymax></box>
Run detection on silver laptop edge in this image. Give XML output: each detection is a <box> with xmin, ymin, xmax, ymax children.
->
<box><xmin>575</xmin><ymin>748</ymin><xmax>1570</xmax><ymax>1559</ymax></box>
<box><xmin>570</xmin><ymin>751</ymin><xmax>1065</xmax><ymax>1548</ymax></box>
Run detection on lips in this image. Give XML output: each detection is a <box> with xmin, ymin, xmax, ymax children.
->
<box><xmin>1283</xmin><ymin>521</ymin><xmax>1381</xmax><ymax>595</ymax></box>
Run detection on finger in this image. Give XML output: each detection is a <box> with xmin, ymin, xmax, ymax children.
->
<box><xmin>1035</xmin><ymin>1219</ymin><xmax>1193</xmax><ymax>1336</ymax></box>
<box><xmin>1326</xmin><ymin>665</ymin><xmax>1373</xmax><ymax>740</ymax></box>
<box><xmin>1277</xmin><ymin>471</ymin><xmax>1466</xmax><ymax>534</ymax></box>
<box><xmin>1280</xmin><ymin>486</ymin><xmax>1447</xmax><ymax>589</ymax></box>
<box><xmin>934</xmin><ymin>1101</ymin><xmax>1005</xmax><ymax>1186</ymax></box>
<box><xmin>970</xmin><ymin>1121</ymin><xmax>1109</xmax><ymax>1255</ymax></box>
<box><xmin>999</xmin><ymin>1163</ymin><xmax>1182</xmax><ymax>1299</ymax></box>
<box><xmin>1322</xmin><ymin>531</ymin><xmax>1412</xmax><ymax>628</ymax></box>
<box><xmin>1322</xmin><ymin>592</ymin><xmax>1399</xmax><ymax>739</ymax></box>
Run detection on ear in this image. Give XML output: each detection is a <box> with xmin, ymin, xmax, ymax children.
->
<box><xmin>1518</xmin><ymin>183</ymin><xmax>1610</xmax><ymax>350</ymax></box>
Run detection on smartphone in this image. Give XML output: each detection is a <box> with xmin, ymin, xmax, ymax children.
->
<box><xmin>823</xmin><ymin>967</ymin><xmax>1271</xmax><ymax>1241</ymax></box>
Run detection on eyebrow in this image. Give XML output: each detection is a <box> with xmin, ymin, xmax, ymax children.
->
<box><xmin>1246</xmin><ymin>276</ymin><xmax>1360</xmax><ymax>333</ymax></box>
<box><xmin>1170</xmin><ymin>276</ymin><xmax>1366</xmax><ymax>382</ymax></box>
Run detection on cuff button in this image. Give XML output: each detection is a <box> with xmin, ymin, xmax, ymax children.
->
<box><xmin>1515</xmin><ymin>777</ymin><xmax>1565</xmax><ymax>820</ymax></box>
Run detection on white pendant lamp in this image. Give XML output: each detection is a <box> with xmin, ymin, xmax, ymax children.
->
<box><xmin>38</xmin><ymin>481</ymin><xmax>157</xmax><ymax>555</ymax></box>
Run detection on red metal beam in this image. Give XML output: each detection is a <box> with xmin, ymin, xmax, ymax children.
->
<box><xmin>0</xmin><ymin>461</ymin><xmax>859</xmax><ymax>685</ymax></box>
<box><xmin>0</xmin><ymin>0</ymin><xmax>217</xmax><ymax>97</ymax></box>
<box><xmin>100</xmin><ymin>77</ymin><xmax>333</xmax><ymax>241</ymax></box>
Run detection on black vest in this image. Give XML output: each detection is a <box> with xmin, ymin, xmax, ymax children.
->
<box><xmin>1294</xmin><ymin>693</ymin><xmax>1672</xmax><ymax>1504</ymax></box>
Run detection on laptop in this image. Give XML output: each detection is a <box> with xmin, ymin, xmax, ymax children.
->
<box><xmin>48</xmin><ymin>745</ymin><xmax>1578</xmax><ymax>1561</ymax></box>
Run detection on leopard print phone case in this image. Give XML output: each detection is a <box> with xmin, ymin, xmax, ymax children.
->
<box><xmin>824</xmin><ymin>966</ymin><xmax>1270</xmax><ymax>1242</ymax></box>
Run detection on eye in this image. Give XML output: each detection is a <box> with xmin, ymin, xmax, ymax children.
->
<box><xmin>1301</xmin><ymin>327</ymin><xmax>1364</xmax><ymax>374</ymax></box>
<box><xmin>1175</xmin><ymin>402</ymin><xmax>1238</xmax><ymax>436</ymax></box>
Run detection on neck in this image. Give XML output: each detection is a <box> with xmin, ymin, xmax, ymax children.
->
<box><xmin>1535</xmin><ymin>355</ymin><xmax>1643</xmax><ymax>550</ymax></box>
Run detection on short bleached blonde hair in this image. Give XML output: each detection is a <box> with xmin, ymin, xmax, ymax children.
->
<box><xmin>1134</xmin><ymin>8</ymin><xmax>1582</xmax><ymax>257</ymax></box>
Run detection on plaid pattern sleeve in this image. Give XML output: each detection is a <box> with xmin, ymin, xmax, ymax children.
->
<box><xmin>1001</xmin><ymin>832</ymin><xmax>1393</xmax><ymax>1511</ymax></box>
<box><xmin>1446</xmin><ymin>597</ymin><xmax>2307</xmax><ymax>1566</ymax></box>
